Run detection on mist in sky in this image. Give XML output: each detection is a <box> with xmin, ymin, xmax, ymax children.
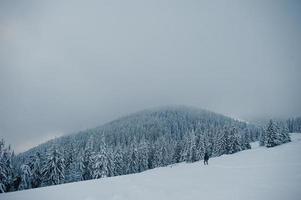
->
<box><xmin>0</xmin><ymin>0</ymin><xmax>300</xmax><ymax>153</ymax></box>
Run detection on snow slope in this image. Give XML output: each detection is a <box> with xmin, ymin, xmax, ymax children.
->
<box><xmin>2</xmin><ymin>133</ymin><xmax>301</xmax><ymax>200</ymax></box>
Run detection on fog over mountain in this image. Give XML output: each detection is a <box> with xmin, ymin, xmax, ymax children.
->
<box><xmin>0</xmin><ymin>0</ymin><xmax>301</xmax><ymax>152</ymax></box>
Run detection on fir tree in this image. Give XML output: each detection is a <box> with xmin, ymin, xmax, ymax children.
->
<box><xmin>92</xmin><ymin>153</ymin><xmax>108</xmax><ymax>179</ymax></box>
<box><xmin>227</xmin><ymin>127</ymin><xmax>242</xmax><ymax>154</ymax></box>
<box><xmin>265</xmin><ymin>120</ymin><xmax>279</xmax><ymax>148</ymax></box>
<box><xmin>64</xmin><ymin>143</ymin><xmax>80</xmax><ymax>182</ymax></box>
<box><xmin>0</xmin><ymin>139</ymin><xmax>13</xmax><ymax>193</ymax></box>
<box><xmin>42</xmin><ymin>149</ymin><xmax>65</xmax><ymax>185</ymax></box>
<box><xmin>92</xmin><ymin>136</ymin><xmax>109</xmax><ymax>179</ymax></box>
<box><xmin>106</xmin><ymin>149</ymin><xmax>115</xmax><ymax>177</ymax></box>
<box><xmin>19</xmin><ymin>164</ymin><xmax>32</xmax><ymax>190</ymax></box>
<box><xmin>29</xmin><ymin>152</ymin><xmax>42</xmax><ymax>188</ymax></box>
<box><xmin>138</xmin><ymin>141</ymin><xmax>149</xmax><ymax>172</ymax></box>
<box><xmin>172</xmin><ymin>141</ymin><xmax>182</xmax><ymax>163</ymax></box>
<box><xmin>80</xmin><ymin>137</ymin><xmax>94</xmax><ymax>180</ymax></box>
<box><xmin>213</xmin><ymin>129</ymin><xmax>228</xmax><ymax>156</ymax></box>
<box><xmin>277</xmin><ymin>121</ymin><xmax>291</xmax><ymax>144</ymax></box>
<box><xmin>113</xmin><ymin>149</ymin><xmax>124</xmax><ymax>176</ymax></box>
<box><xmin>128</xmin><ymin>146</ymin><xmax>139</xmax><ymax>174</ymax></box>
<box><xmin>188</xmin><ymin>134</ymin><xmax>197</xmax><ymax>162</ymax></box>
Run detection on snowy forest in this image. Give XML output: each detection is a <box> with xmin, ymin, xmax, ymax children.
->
<box><xmin>0</xmin><ymin>107</ymin><xmax>296</xmax><ymax>193</ymax></box>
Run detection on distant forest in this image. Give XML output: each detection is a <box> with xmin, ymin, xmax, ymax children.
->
<box><xmin>1</xmin><ymin>107</ymin><xmax>299</xmax><ymax>193</ymax></box>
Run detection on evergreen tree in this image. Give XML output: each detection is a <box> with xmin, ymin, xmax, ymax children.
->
<box><xmin>265</xmin><ymin>120</ymin><xmax>279</xmax><ymax>148</ymax></box>
<box><xmin>160</xmin><ymin>144</ymin><xmax>169</xmax><ymax>166</ymax></box>
<box><xmin>80</xmin><ymin>137</ymin><xmax>94</xmax><ymax>180</ymax></box>
<box><xmin>213</xmin><ymin>129</ymin><xmax>228</xmax><ymax>156</ymax></box>
<box><xmin>92</xmin><ymin>153</ymin><xmax>108</xmax><ymax>179</ymax></box>
<box><xmin>277</xmin><ymin>121</ymin><xmax>291</xmax><ymax>144</ymax></box>
<box><xmin>92</xmin><ymin>136</ymin><xmax>109</xmax><ymax>179</ymax></box>
<box><xmin>227</xmin><ymin>127</ymin><xmax>242</xmax><ymax>154</ymax></box>
<box><xmin>241</xmin><ymin>134</ymin><xmax>251</xmax><ymax>150</ymax></box>
<box><xmin>64</xmin><ymin>143</ymin><xmax>80</xmax><ymax>182</ymax></box>
<box><xmin>29</xmin><ymin>152</ymin><xmax>42</xmax><ymax>188</ymax></box>
<box><xmin>172</xmin><ymin>141</ymin><xmax>182</xmax><ymax>163</ymax></box>
<box><xmin>128</xmin><ymin>146</ymin><xmax>139</xmax><ymax>174</ymax></box>
<box><xmin>0</xmin><ymin>139</ymin><xmax>13</xmax><ymax>193</ymax></box>
<box><xmin>138</xmin><ymin>141</ymin><xmax>149</xmax><ymax>172</ymax></box>
<box><xmin>147</xmin><ymin>144</ymin><xmax>156</xmax><ymax>169</ymax></box>
<box><xmin>106</xmin><ymin>149</ymin><xmax>115</xmax><ymax>177</ymax></box>
<box><xmin>42</xmin><ymin>149</ymin><xmax>65</xmax><ymax>185</ymax></box>
<box><xmin>113</xmin><ymin>149</ymin><xmax>124</xmax><ymax>176</ymax></box>
<box><xmin>181</xmin><ymin>133</ymin><xmax>192</xmax><ymax>162</ymax></box>
<box><xmin>188</xmin><ymin>133</ymin><xmax>197</xmax><ymax>162</ymax></box>
<box><xmin>19</xmin><ymin>164</ymin><xmax>32</xmax><ymax>190</ymax></box>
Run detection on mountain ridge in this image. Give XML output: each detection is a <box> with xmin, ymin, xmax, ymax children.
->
<box><xmin>19</xmin><ymin>105</ymin><xmax>243</xmax><ymax>155</ymax></box>
<box><xmin>10</xmin><ymin>105</ymin><xmax>262</xmax><ymax>191</ymax></box>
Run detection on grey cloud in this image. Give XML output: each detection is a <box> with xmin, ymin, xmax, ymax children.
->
<box><xmin>0</xmin><ymin>0</ymin><xmax>300</xmax><ymax>152</ymax></box>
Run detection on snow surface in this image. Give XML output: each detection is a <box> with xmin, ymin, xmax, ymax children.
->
<box><xmin>2</xmin><ymin>133</ymin><xmax>301</xmax><ymax>200</ymax></box>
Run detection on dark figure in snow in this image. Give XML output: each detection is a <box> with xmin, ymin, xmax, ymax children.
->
<box><xmin>204</xmin><ymin>152</ymin><xmax>209</xmax><ymax>165</ymax></box>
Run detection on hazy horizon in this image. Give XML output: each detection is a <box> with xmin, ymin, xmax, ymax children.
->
<box><xmin>5</xmin><ymin>103</ymin><xmax>299</xmax><ymax>154</ymax></box>
<box><xmin>1</xmin><ymin>0</ymin><xmax>301</xmax><ymax>153</ymax></box>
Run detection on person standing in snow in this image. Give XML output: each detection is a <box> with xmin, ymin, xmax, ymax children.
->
<box><xmin>204</xmin><ymin>152</ymin><xmax>209</xmax><ymax>165</ymax></box>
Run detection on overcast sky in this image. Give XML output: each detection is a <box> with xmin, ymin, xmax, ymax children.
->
<box><xmin>0</xmin><ymin>0</ymin><xmax>300</xmax><ymax>153</ymax></box>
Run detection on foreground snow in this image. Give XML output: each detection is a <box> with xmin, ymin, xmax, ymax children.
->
<box><xmin>2</xmin><ymin>133</ymin><xmax>301</xmax><ymax>200</ymax></box>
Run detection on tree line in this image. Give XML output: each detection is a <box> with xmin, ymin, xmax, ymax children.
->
<box><xmin>259</xmin><ymin>120</ymin><xmax>291</xmax><ymax>147</ymax></box>
<box><xmin>1</xmin><ymin>107</ymin><xmax>274</xmax><ymax>193</ymax></box>
<box><xmin>0</xmin><ymin>127</ymin><xmax>256</xmax><ymax>193</ymax></box>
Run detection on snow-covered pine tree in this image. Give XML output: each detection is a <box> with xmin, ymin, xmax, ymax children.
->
<box><xmin>28</xmin><ymin>152</ymin><xmax>42</xmax><ymax>188</ymax></box>
<box><xmin>64</xmin><ymin>146</ymin><xmax>73</xmax><ymax>181</ymax></box>
<box><xmin>0</xmin><ymin>139</ymin><xmax>13</xmax><ymax>193</ymax></box>
<box><xmin>147</xmin><ymin>144</ymin><xmax>156</xmax><ymax>169</ymax></box>
<box><xmin>137</xmin><ymin>140</ymin><xmax>149</xmax><ymax>172</ymax></box>
<box><xmin>127</xmin><ymin>145</ymin><xmax>139</xmax><ymax>174</ymax></box>
<box><xmin>91</xmin><ymin>153</ymin><xmax>108</xmax><ymax>179</ymax></box>
<box><xmin>265</xmin><ymin>120</ymin><xmax>279</xmax><ymax>148</ymax></box>
<box><xmin>196</xmin><ymin>131</ymin><xmax>211</xmax><ymax>161</ymax></box>
<box><xmin>172</xmin><ymin>140</ymin><xmax>182</xmax><ymax>164</ymax></box>
<box><xmin>92</xmin><ymin>136</ymin><xmax>109</xmax><ymax>179</ymax></box>
<box><xmin>19</xmin><ymin>164</ymin><xmax>32</xmax><ymax>190</ymax></box>
<box><xmin>80</xmin><ymin>136</ymin><xmax>94</xmax><ymax>180</ymax></box>
<box><xmin>160</xmin><ymin>137</ymin><xmax>171</xmax><ymax>166</ymax></box>
<box><xmin>106</xmin><ymin>149</ymin><xmax>115</xmax><ymax>177</ymax></box>
<box><xmin>241</xmin><ymin>132</ymin><xmax>251</xmax><ymax>150</ymax></box>
<box><xmin>188</xmin><ymin>132</ymin><xmax>198</xmax><ymax>162</ymax></box>
<box><xmin>42</xmin><ymin>149</ymin><xmax>65</xmax><ymax>185</ymax></box>
<box><xmin>64</xmin><ymin>143</ymin><xmax>81</xmax><ymax>182</ymax></box>
<box><xmin>283</xmin><ymin>124</ymin><xmax>291</xmax><ymax>143</ymax></box>
<box><xmin>113</xmin><ymin>148</ymin><xmax>124</xmax><ymax>176</ymax></box>
<box><xmin>227</xmin><ymin>127</ymin><xmax>242</xmax><ymax>154</ymax></box>
<box><xmin>181</xmin><ymin>133</ymin><xmax>191</xmax><ymax>162</ymax></box>
<box><xmin>207</xmin><ymin>131</ymin><xmax>215</xmax><ymax>155</ymax></box>
<box><xmin>213</xmin><ymin>129</ymin><xmax>228</xmax><ymax>156</ymax></box>
<box><xmin>276</xmin><ymin>121</ymin><xmax>291</xmax><ymax>144</ymax></box>
<box><xmin>160</xmin><ymin>143</ymin><xmax>169</xmax><ymax>166</ymax></box>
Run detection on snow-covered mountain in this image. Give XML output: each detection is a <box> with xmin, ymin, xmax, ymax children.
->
<box><xmin>3</xmin><ymin>133</ymin><xmax>301</xmax><ymax>200</ymax></box>
<box><xmin>19</xmin><ymin>105</ymin><xmax>260</xmax><ymax>158</ymax></box>
<box><xmin>10</xmin><ymin>106</ymin><xmax>262</xmax><ymax>191</ymax></box>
